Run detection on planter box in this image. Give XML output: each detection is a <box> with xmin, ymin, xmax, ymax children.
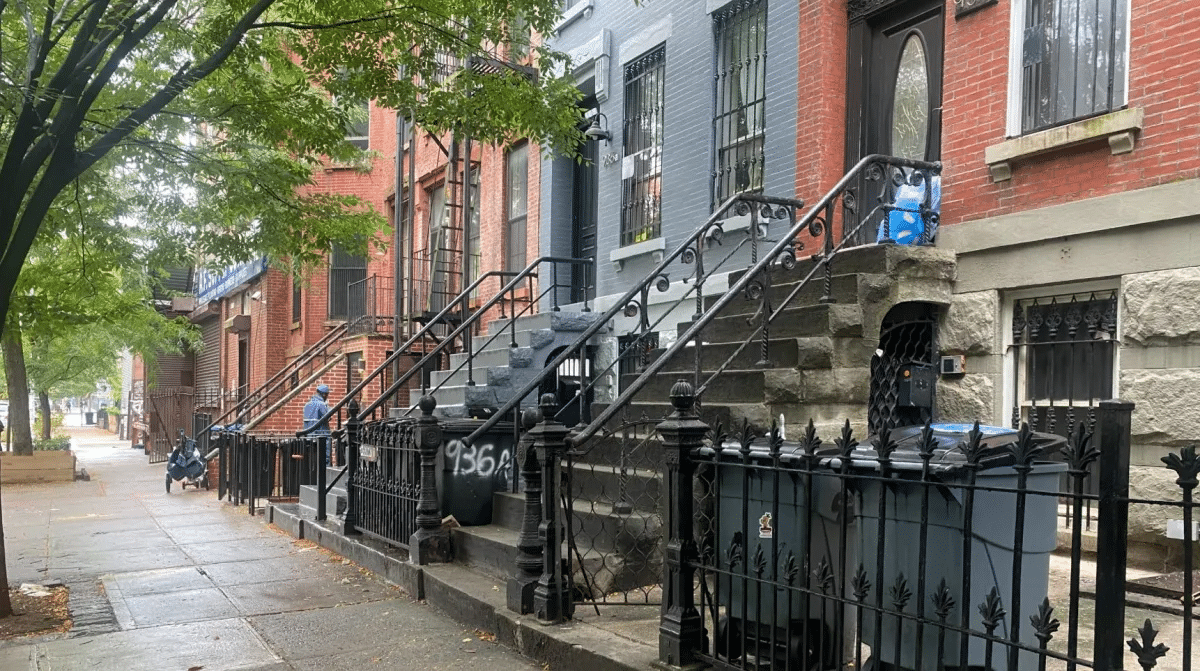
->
<box><xmin>1</xmin><ymin>451</ymin><xmax>76</xmax><ymax>483</ymax></box>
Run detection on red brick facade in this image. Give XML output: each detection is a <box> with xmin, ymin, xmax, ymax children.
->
<box><xmin>940</xmin><ymin>0</ymin><xmax>1200</xmax><ymax>224</ymax></box>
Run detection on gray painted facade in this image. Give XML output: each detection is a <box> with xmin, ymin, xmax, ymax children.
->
<box><xmin>540</xmin><ymin>0</ymin><xmax>799</xmax><ymax>330</ymax></box>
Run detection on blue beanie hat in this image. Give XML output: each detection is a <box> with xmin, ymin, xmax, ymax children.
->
<box><xmin>317</xmin><ymin>384</ymin><xmax>329</xmax><ymax>394</ymax></box>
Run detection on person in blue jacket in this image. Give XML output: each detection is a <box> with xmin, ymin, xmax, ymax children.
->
<box><xmin>303</xmin><ymin>384</ymin><xmax>332</xmax><ymax>465</ymax></box>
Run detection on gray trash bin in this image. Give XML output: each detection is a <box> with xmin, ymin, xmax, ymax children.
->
<box><xmin>703</xmin><ymin>437</ymin><xmax>847</xmax><ymax>668</ymax></box>
<box><xmin>841</xmin><ymin>424</ymin><xmax>1067</xmax><ymax>671</ymax></box>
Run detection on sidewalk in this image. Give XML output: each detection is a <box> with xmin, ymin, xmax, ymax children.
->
<box><xmin>0</xmin><ymin>426</ymin><xmax>542</xmax><ymax>671</ymax></box>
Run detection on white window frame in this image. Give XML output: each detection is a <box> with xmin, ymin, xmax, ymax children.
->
<box><xmin>1001</xmin><ymin>280</ymin><xmax>1121</xmax><ymax>432</ymax></box>
<box><xmin>1005</xmin><ymin>0</ymin><xmax>1131</xmax><ymax>137</ymax></box>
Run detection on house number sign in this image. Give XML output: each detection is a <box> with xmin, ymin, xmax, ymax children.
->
<box><xmin>955</xmin><ymin>0</ymin><xmax>998</xmax><ymax>19</ymax></box>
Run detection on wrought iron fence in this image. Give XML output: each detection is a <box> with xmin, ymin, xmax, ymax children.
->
<box><xmin>215</xmin><ymin>431</ymin><xmax>320</xmax><ymax>515</ymax></box>
<box><xmin>654</xmin><ymin>385</ymin><xmax>1195</xmax><ymax>671</ymax></box>
<box><xmin>352</xmin><ymin>415</ymin><xmax>422</xmax><ymax>548</ymax></box>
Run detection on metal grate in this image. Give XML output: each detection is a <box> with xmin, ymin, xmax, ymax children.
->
<box><xmin>621</xmin><ymin>46</ymin><xmax>666</xmax><ymax>247</ymax></box>
<box><xmin>1009</xmin><ymin>290</ymin><xmax>1117</xmax><ymax>437</ymax></box>
<box><xmin>712</xmin><ymin>0</ymin><xmax>767</xmax><ymax>208</ymax></box>
<box><xmin>1021</xmin><ymin>0</ymin><xmax>1127</xmax><ymax>132</ymax></box>
<box><xmin>329</xmin><ymin>243</ymin><xmax>367</xmax><ymax>319</ymax></box>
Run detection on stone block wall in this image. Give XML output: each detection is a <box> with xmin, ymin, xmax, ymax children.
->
<box><xmin>1120</xmin><ymin>268</ymin><xmax>1200</xmax><ymax>546</ymax></box>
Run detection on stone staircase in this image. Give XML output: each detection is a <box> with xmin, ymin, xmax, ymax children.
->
<box><xmin>450</xmin><ymin>244</ymin><xmax>956</xmax><ymax>598</ymax></box>
<box><xmin>412</xmin><ymin>310</ymin><xmax>605</xmax><ymax>419</ymax></box>
<box><xmin>605</xmin><ymin>243</ymin><xmax>956</xmax><ymax>437</ymax></box>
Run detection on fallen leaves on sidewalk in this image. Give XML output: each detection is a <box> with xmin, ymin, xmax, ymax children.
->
<box><xmin>0</xmin><ymin>584</ymin><xmax>71</xmax><ymax>640</ymax></box>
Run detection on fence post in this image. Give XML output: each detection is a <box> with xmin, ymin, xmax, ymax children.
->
<box><xmin>410</xmin><ymin>395</ymin><xmax>449</xmax><ymax>564</ymax></box>
<box><xmin>655</xmin><ymin>380</ymin><xmax>707</xmax><ymax>669</ymax></box>
<box><xmin>342</xmin><ymin>399</ymin><xmax>361</xmax><ymax>536</ymax></box>
<box><xmin>316</xmin><ymin>435</ymin><xmax>327</xmax><ymax>521</ymax></box>
<box><xmin>508</xmin><ymin>407</ymin><xmax>543</xmax><ymax>614</ymax></box>
<box><xmin>1094</xmin><ymin>399</ymin><xmax>1133</xmax><ymax>671</ymax></box>
<box><xmin>532</xmin><ymin>394</ymin><xmax>572</xmax><ymax>622</ymax></box>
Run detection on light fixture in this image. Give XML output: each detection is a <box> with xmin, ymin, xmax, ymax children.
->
<box><xmin>249</xmin><ymin>290</ymin><xmax>262</xmax><ymax>301</ymax></box>
<box><xmin>584</xmin><ymin>112</ymin><xmax>612</xmax><ymax>144</ymax></box>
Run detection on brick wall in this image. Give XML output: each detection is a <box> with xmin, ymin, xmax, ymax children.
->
<box><xmin>940</xmin><ymin>0</ymin><xmax>1200</xmax><ymax>225</ymax></box>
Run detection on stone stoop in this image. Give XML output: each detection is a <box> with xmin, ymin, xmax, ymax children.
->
<box><xmin>298</xmin><ymin>465</ymin><xmax>348</xmax><ymax>519</ymax></box>
<box><xmin>612</xmin><ymin>243</ymin><xmax>958</xmax><ymax>440</ymax></box>
<box><xmin>415</xmin><ymin>310</ymin><xmax>606</xmax><ymax>418</ymax></box>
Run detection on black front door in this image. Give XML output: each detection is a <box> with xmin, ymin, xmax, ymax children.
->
<box><xmin>571</xmin><ymin>136</ymin><xmax>598</xmax><ymax>304</ymax></box>
<box><xmin>846</xmin><ymin>0</ymin><xmax>944</xmax><ymax>244</ymax></box>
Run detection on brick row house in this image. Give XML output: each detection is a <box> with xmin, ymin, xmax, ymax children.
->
<box><xmin>539</xmin><ymin>0</ymin><xmax>1197</xmax><ymax>553</ymax></box>
<box><xmin>145</xmin><ymin>0</ymin><xmax>1198</xmax><ymax>556</ymax></box>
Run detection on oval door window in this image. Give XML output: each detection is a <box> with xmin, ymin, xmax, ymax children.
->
<box><xmin>891</xmin><ymin>34</ymin><xmax>930</xmax><ymax>161</ymax></box>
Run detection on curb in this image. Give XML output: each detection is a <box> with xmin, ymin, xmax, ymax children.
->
<box><xmin>268</xmin><ymin>504</ymin><xmax>654</xmax><ymax>671</ymax></box>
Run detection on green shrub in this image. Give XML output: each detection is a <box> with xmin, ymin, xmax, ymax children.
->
<box><xmin>33</xmin><ymin>436</ymin><xmax>71</xmax><ymax>451</ymax></box>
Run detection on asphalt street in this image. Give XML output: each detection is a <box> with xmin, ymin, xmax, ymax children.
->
<box><xmin>0</xmin><ymin>424</ymin><xmax>540</xmax><ymax>671</ymax></box>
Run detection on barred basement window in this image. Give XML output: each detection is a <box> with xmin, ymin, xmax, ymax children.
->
<box><xmin>712</xmin><ymin>0</ymin><xmax>767</xmax><ymax>208</ymax></box>
<box><xmin>1009</xmin><ymin>289</ymin><xmax>1117</xmax><ymax>437</ymax></box>
<box><xmin>328</xmin><ymin>243</ymin><xmax>367</xmax><ymax>319</ymax></box>
<box><xmin>620</xmin><ymin>46</ymin><xmax>665</xmax><ymax>247</ymax></box>
<box><xmin>1019</xmin><ymin>0</ymin><xmax>1128</xmax><ymax>133</ymax></box>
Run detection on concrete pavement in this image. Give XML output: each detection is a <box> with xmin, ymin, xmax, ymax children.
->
<box><xmin>0</xmin><ymin>426</ymin><xmax>541</xmax><ymax>671</ymax></box>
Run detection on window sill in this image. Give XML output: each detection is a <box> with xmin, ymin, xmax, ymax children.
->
<box><xmin>552</xmin><ymin>0</ymin><xmax>593</xmax><ymax>34</ymax></box>
<box><xmin>609</xmin><ymin>236</ymin><xmax>666</xmax><ymax>271</ymax></box>
<box><xmin>985</xmin><ymin>107</ymin><xmax>1144</xmax><ymax>182</ymax></box>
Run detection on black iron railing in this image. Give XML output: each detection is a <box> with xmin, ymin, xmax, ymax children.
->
<box><xmin>200</xmin><ymin>322</ymin><xmax>348</xmax><ymax>436</ymax></box>
<box><xmin>347</xmin><ymin>274</ymin><xmax>395</xmax><ymax>336</ymax></box>
<box><xmin>214</xmin><ymin>430</ymin><xmax>321</xmax><ymax>515</ymax></box>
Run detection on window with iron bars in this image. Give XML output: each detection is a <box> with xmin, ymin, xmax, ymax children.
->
<box><xmin>1017</xmin><ymin>0</ymin><xmax>1127</xmax><ymax>133</ymax></box>
<box><xmin>620</xmin><ymin>46</ymin><xmax>665</xmax><ymax>247</ymax></box>
<box><xmin>328</xmin><ymin>243</ymin><xmax>367</xmax><ymax>319</ymax></box>
<box><xmin>1009</xmin><ymin>289</ymin><xmax>1118</xmax><ymax>437</ymax></box>
<box><xmin>712</xmin><ymin>0</ymin><xmax>766</xmax><ymax>209</ymax></box>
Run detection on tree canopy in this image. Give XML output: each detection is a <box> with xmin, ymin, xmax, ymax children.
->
<box><xmin>0</xmin><ymin>0</ymin><xmax>583</xmax><ymax>317</ymax></box>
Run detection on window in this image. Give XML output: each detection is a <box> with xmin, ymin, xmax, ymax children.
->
<box><xmin>712</xmin><ymin>0</ymin><xmax>766</xmax><ymax>208</ymax></box>
<box><xmin>620</xmin><ymin>46</ymin><xmax>666</xmax><ymax>247</ymax></box>
<box><xmin>292</xmin><ymin>279</ymin><xmax>301</xmax><ymax>323</ymax></box>
<box><xmin>328</xmin><ymin>243</ymin><xmax>367</xmax><ymax>319</ymax></box>
<box><xmin>506</xmin><ymin>144</ymin><xmax>529</xmax><ymax>271</ymax></box>
<box><xmin>1008</xmin><ymin>289</ymin><xmax>1118</xmax><ymax>437</ymax></box>
<box><xmin>343</xmin><ymin>98</ymin><xmax>370</xmax><ymax>149</ymax></box>
<box><xmin>1013</xmin><ymin>0</ymin><xmax>1128</xmax><ymax>134</ymax></box>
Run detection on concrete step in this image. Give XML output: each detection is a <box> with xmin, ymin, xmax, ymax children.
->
<box><xmin>697</xmin><ymin>302</ymin><xmax>864</xmax><ymax>342</ymax></box>
<box><xmin>705</xmin><ymin>272</ymin><xmax>865</xmax><ymax>319</ymax></box>
<box><xmin>486</xmin><ymin>310</ymin><xmax>604</xmax><ymax>337</ymax></box>
<box><xmin>298</xmin><ymin>484</ymin><xmax>346</xmax><ymax>517</ymax></box>
<box><xmin>451</xmin><ymin>503</ymin><xmax>663</xmax><ymax>598</ymax></box>
<box><xmin>447</xmin><ymin>346</ymin><xmax>535</xmax><ymax>370</ymax></box>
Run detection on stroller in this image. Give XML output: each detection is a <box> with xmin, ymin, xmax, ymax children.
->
<box><xmin>166</xmin><ymin>429</ymin><xmax>219</xmax><ymax>493</ymax></box>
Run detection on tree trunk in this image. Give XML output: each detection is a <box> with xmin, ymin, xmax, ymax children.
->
<box><xmin>0</xmin><ymin>458</ymin><xmax>12</xmax><ymax>617</ymax></box>
<box><xmin>38</xmin><ymin>391</ymin><xmax>51</xmax><ymax>440</ymax></box>
<box><xmin>2</xmin><ymin>326</ymin><xmax>33</xmax><ymax>456</ymax></box>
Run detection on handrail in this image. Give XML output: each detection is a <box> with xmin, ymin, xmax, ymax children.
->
<box><xmin>463</xmin><ymin>153</ymin><xmax>941</xmax><ymax>448</ymax></box>
<box><xmin>574</xmin><ymin>154</ymin><xmax>940</xmax><ymax>445</ymax></box>
<box><xmin>297</xmin><ymin>255</ymin><xmax>593</xmax><ymax>437</ymax></box>
<box><xmin>461</xmin><ymin>190</ymin><xmax>805</xmax><ymax>446</ymax></box>
<box><xmin>200</xmin><ymin>321</ymin><xmax>349</xmax><ymax>435</ymax></box>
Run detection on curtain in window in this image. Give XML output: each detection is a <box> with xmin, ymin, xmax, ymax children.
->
<box><xmin>506</xmin><ymin>144</ymin><xmax>529</xmax><ymax>271</ymax></box>
<box><xmin>713</xmin><ymin>0</ymin><xmax>767</xmax><ymax>207</ymax></box>
<box><xmin>1022</xmin><ymin>0</ymin><xmax>1127</xmax><ymax>132</ymax></box>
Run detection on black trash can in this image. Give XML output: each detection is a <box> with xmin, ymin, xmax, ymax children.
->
<box><xmin>438</xmin><ymin>419</ymin><xmax>516</xmax><ymax>526</ymax></box>
<box><xmin>84</xmin><ymin>411</ymin><xmax>95</xmax><ymax>425</ymax></box>
<box><xmin>702</xmin><ymin>437</ymin><xmax>846</xmax><ymax>669</ymax></box>
<box><xmin>842</xmin><ymin>424</ymin><xmax>1067</xmax><ymax>671</ymax></box>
